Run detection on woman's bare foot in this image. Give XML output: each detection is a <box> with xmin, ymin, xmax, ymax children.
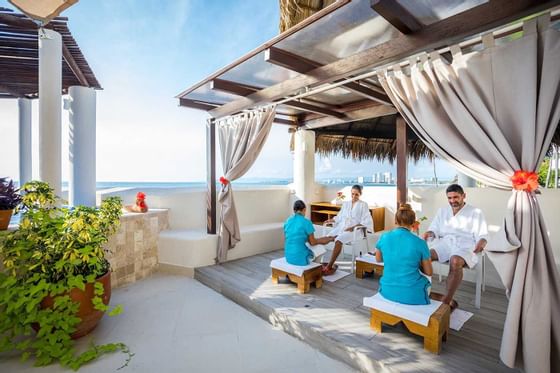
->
<box><xmin>322</xmin><ymin>263</ymin><xmax>338</xmax><ymax>276</ymax></box>
<box><xmin>430</xmin><ymin>292</ymin><xmax>458</xmax><ymax>311</ymax></box>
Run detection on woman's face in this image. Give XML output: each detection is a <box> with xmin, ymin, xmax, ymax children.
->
<box><xmin>351</xmin><ymin>189</ymin><xmax>361</xmax><ymax>202</ymax></box>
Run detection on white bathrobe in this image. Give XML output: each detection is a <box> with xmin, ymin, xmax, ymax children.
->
<box><xmin>428</xmin><ymin>204</ymin><xmax>488</xmax><ymax>268</ymax></box>
<box><xmin>328</xmin><ymin>200</ymin><xmax>373</xmax><ymax>244</ymax></box>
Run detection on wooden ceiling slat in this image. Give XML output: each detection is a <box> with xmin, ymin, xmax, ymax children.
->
<box><xmin>0</xmin><ymin>9</ymin><xmax>101</xmax><ymax>97</ymax></box>
<box><xmin>0</xmin><ymin>47</ymin><xmax>37</xmax><ymax>58</ymax></box>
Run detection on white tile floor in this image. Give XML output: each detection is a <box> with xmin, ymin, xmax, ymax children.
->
<box><xmin>0</xmin><ymin>273</ymin><xmax>355</xmax><ymax>373</ymax></box>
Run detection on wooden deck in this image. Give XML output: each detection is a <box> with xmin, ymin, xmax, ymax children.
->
<box><xmin>195</xmin><ymin>250</ymin><xmax>518</xmax><ymax>373</ymax></box>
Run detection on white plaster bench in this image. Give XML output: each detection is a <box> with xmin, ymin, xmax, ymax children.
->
<box><xmin>158</xmin><ymin>222</ymin><xmax>285</xmax><ymax>270</ymax></box>
<box><xmin>270</xmin><ymin>258</ymin><xmax>323</xmax><ymax>294</ymax></box>
<box><xmin>363</xmin><ymin>293</ymin><xmax>450</xmax><ymax>354</ymax></box>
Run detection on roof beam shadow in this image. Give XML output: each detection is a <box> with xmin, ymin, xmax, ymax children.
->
<box><xmin>210</xmin><ymin>78</ymin><xmax>346</xmax><ymax>119</ymax></box>
<box><xmin>265</xmin><ymin>46</ymin><xmax>392</xmax><ymax>105</ymax></box>
<box><xmin>370</xmin><ymin>0</ymin><xmax>422</xmax><ymax>35</ymax></box>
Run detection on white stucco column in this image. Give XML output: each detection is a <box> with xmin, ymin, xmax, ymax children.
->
<box><xmin>294</xmin><ymin>129</ymin><xmax>315</xmax><ymax>213</ymax></box>
<box><xmin>39</xmin><ymin>28</ymin><xmax>62</xmax><ymax>196</ymax></box>
<box><xmin>18</xmin><ymin>98</ymin><xmax>32</xmax><ymax>187</ymax></box>
<box><xmin>458</xmin><ymin>171</ymin><xmax>477</xmax><ymax>187</ymax></box>
<box><xmin>68</xmin><ymin>86</ymin><xmax>96</xmax><ymax>207</ymax></box>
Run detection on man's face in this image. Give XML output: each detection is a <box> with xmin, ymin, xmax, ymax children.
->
<box><xmin>447</xmin><ymin>191</ymin><xmax>465</xmax><ymax>209</ymax></box>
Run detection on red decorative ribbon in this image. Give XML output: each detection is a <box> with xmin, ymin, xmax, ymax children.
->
<box><xmin>511</xmin><ymin>170</ymin><xmax>539</xmax><ymax>192</ymax></box>
<box><xmin>219</xmin><ymin>176</ymin><xmax>229</xmax><ymax>185</ymax></box>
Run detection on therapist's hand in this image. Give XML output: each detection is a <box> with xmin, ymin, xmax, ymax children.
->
<box><xmin>423</xmin><ymin>231</ymin><xmax>435</xmax><ymax>241</ymax></box>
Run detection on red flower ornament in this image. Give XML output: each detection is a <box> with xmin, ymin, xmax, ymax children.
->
<box><xmin>219</xmin><ymin>176</ymin><xmax>229</xmax><ymax>185</ymax></box>
<box><xmin>511</xmin><ymin>170</ymin><xmax>539</xmax><ymax>192</ymax></box>
<box><xmin>136</xmin><ymin>192</ymin><xmax>146</xmax><ymax>200</ymax></box>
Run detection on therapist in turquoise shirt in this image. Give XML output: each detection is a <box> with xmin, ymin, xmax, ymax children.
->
<box><xmin>284</xmin><ymin>200</ymin><xmax>334</xmax><ymax>265</ymax></box>
<box><xmin>375</xmin><ymin>204</ymin><xmax>433</xmax><ymax>305</ymax></box>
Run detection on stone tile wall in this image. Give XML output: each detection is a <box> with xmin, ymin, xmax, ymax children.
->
<box><xmin>105</xmin><ymin>209</ymin><xmax>169</xmax><ymax>288</ymax></box>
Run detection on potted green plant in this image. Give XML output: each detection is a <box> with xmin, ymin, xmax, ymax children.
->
<box><xmin>0</xmin><ymin>177</ymin><xmax>22</xmax><ymax>230</ymax></box>
<box><xmin>0</xmin><ymin>181</ymin><xmax>132</xmax><ymax>369</ymax></box>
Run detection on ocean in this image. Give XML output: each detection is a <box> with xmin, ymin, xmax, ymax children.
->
<box><xmin>14</xmin><ymin>179</ymin><xmax>398</xmax><ymax>190</ymax></box>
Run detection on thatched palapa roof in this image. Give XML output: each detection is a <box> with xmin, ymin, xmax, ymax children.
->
<box><xmin>279</xmin><ymin>0</ymin><xmax>336</xmax><ymax>33</ymax></box>
<box><xmin>310</xmin><ymin>115</ymin><xmax>433</xmax><ymax>163</ymax></box>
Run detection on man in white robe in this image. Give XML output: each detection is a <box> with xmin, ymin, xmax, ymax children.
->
<box><xmin>324</xmin><ymin>185</ymin><xmax>373</xmax><ymax>275</ymax></box>
<box><xmin>424</xmin><ymin>184</ymin><xmax>488</xmax><ymax>308</ymax></box>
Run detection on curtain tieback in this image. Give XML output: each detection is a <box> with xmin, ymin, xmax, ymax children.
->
<box><xmin>511</xmin><ymin>170</ymin><xmax>539</xmax><ymax>192</ymax></box>
<box><xmin>219</xmin><ymin>176</ymin><xmax>229</xmax><ymax>185</ymax></box>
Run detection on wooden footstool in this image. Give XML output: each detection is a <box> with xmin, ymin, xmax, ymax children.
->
<box><xmin>270</xmin><ymin>258</ymin><xmax>323</xmax><ymax>294</ymax></box>
<box><xmin>363</xmin><ymin>294</ymin><xmax>451</xmax><ymax>354</ymax></box>
<box><xmin>355</xmin><ymin>254</ymin><xmax>384</xmax><ymax>279</ymax></box>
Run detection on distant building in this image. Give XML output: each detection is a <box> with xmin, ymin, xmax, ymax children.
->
<box><xmin>383</xmin><ymin>172</ymin><xmax>392</xmax><ymax>184</ymax></box>
<box><xmin>357</xmin><ymin>176</ymin><xmax>364</xmax><ymax>183</ymax></box>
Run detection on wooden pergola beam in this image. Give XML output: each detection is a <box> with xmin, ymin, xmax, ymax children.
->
<box><xmin>301</xmin><ymin>103</ymin><xmax>397</xmax><ymax>129</ymax></box>
<box><xmin>286</xmin><ymin>100</ymin><xmax>346</xmax><ymax>119</ymax></box>
<box><xmin>265</xmin><ymin>46</ymin><xmax>391</xmax><ymax>105</ymax></box>
<box><xmin>0</xmin><ymin>12</ymin><xmax>36</xmax><ymax>28</ymax></box>
<box><xmin>396</xmin><ymin>115</ymin><xmax>407</xmax><ymax>208</ymax></box>
<box><xmin>0</xmin><ymin>83</ymin><xmax>24</xmax><ymax>97</ymax></box>
<box><xmin>210</xmin><ymin>0</ymin><xmax>560</xmax><ymax>118</ymax></box>
<box><xmin>62</xmin><ymin>43</ymin><xmax>89</xmax><ymax>86</ymax></box>
<box><xmin>211</xmin><ymin>78</ymin><xmax>345</xmax><ymax>118</ymax></box>
<box><xmin>370</xmin><ymin>0</ymin><xmax>422</xmax><ymax>34</ymax></box>
<box><xmin>179</xmin><ymin>98</ymin><xmax>219</xmax><ymax>111</ymax></box>
<box><xmin>210</xmin><ymin>78</ymin><xmax>256</xmax><ymax>97</ymax></box>
<box><xmin>179</xmin><ymin>97</ymin><xmax>297</xmax><ymax>125</ymax></box>
<box><xmin>206</xmin><ymin>119</ymin><xmax>216</xmax><ymax>234</ymax></box>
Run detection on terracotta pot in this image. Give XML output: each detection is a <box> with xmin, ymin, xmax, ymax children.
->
<box><xmin>40</xmin><ymin>271</ymin><xmax>112</xmax><ymax>339</ymax></box>
<box><xmin>0</xmin><ymin>209</ymin><xmax>13</xmax><ymax>230</ymax></box>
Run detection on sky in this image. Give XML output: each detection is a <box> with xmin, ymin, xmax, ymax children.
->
<box><xmin>0</xmin><ymin>0</ymin><xmax>456</xmax><ymax>183</ymax></box>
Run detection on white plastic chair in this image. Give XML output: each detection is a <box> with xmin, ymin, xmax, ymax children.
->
<box><xmin>322</xmin><ymin>222</ymin><xmax>376</xmax><ymax>273</ymax></box>
<box><xmin>435</xmin><ymin>251</ymin><xmax>486</xmax><ymax>309</ymax></box>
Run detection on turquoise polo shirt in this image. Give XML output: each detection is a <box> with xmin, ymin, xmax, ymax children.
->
<box><xmin>376</xmin><ymin>227</ymin><xmax>431</xmax><ymax>305</ymax></box>
<box><xmin>283</xmin><ymin>213</ymin><xmax>315</xmax><ymax>265</ymax></box>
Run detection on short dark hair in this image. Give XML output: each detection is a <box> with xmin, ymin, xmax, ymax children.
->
<box><xmin>446</xmin><ymin>184</ymin><xmax>464</xmax><ymax>194</ymax></box>
<box><xmin>351</xmin><ymin>184</ymin><xmax>363</xmax><ymax>194</ymax></box>
<box><xmin>293</xmin><ymin>200</ymin><xmax>306</xmax><ymax>212</ymax></box>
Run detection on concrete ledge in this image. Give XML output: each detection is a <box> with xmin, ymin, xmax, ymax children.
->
<box><xmin>158</xmin><ymin>223</ymin><xmax>285</xmax><ymax>269</ymax></box>
<box><xmin>158</xmin><ymin>263</ymin><xmax>195</xmax><ymax>278</ymax></box>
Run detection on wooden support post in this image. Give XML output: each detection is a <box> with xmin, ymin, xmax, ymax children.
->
<box><xmin>396</xmin><ymin>115</ymin><xmax>407</xmax><ymax>208</ymax></box>
<box><xmin>206</xmin><ymin>120</ymin><xmax>216</xmax><ymax>234</ymax></box>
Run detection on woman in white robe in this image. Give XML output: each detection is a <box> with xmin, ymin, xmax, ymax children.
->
<box><xmin>323</xmin><ymin>185</ymin><xmax>373</xmax><ymax>275</ymax></box>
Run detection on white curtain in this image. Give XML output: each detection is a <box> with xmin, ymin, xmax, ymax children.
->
<box><xmin>216</xmin><ymin>106</ymin><xmax>276</xmax><ymax>263</ymax></box>
<box><xmin>379</xmin><ymin>15</ymin><xmax>560</xmax><ymax>372</ymax></box>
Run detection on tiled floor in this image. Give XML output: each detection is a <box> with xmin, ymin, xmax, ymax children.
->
<box><xmin>0</xmin><ymin>274</ymin><xmax>355</xmax><ymax>373</ymax></box>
